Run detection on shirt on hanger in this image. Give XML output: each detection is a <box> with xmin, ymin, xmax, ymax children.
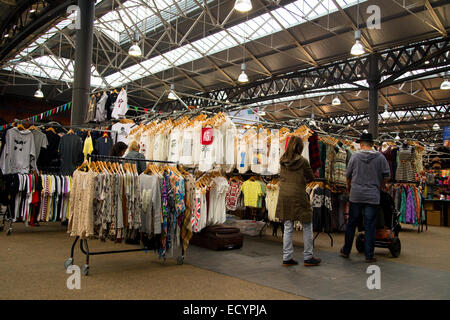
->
<box><xmin>111</xmin><ymin>122</ymin><xmax>134</xmax><ymax>144</ymax></box>
<box><xmin>94</xmin><ymin>136</ymin><xmax>113</xmax><ymax>156</ymax></box>
<box><xmin>83</xmin><ymin>136</ymin><xmax>93</xmax><ymax>161</ymax></box>
<box><xmin>240</xmin><ymin>180</ymin><xmax>263</xmax><ymax>208</ymax></box>
<box><xmin>95</xmin><ymin>92</ymin><xmax>108</xmax><ymax>122</ymax></box>
<box><xmin>0</xmin><ymin>127</ymin><xmax>37</xmax><ymax>174</ymax></box>
<box><xmin>31</xmin><ymin>129</ymin><xmax>48</xmax><ymax>162</ymax></box>
<box><xmin>59</xmin><ymin>133</ymin><xmax>83</xmax><ymax>176</ymax></box>
<box><xmin>111</xmin><ymin>90</ymin><xmax>128</xmax><ymax>119</ymax></box>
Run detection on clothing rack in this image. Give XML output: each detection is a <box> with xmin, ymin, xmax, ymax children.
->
<box><xmin>64</xmin><ymin>155</ymin><xmax>183</xmax><ymax>276</ymax></box>
<box><xmin>87</xmin><ymin>154</ymin><xmax>178</xmax><ymax>165</ymax></box>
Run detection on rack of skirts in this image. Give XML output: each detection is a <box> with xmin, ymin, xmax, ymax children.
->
<box><xmin>64</xmin><ymin>154</ymin><xmax>185</xmax><ymax>276</ymax></box>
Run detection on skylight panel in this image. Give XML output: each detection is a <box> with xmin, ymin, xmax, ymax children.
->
<box><xmin>277</xmin><ymin>7</ymin><xmax>300</xmax><ymax>26</ymax></box>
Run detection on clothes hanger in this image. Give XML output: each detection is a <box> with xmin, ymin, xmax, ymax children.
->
<box><xmin>45</xmin><ymin>127</ymin><xmax>57</xmax><ymax>134</ymax></box>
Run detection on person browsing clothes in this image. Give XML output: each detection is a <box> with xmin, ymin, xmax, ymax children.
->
<box><xmin>276</xmin><ymin>135</ymin><xmax>321</xmax><ymax>267</ymax></box>
<box><xmin>340</xmin><ymin>133</ymin><xmax>390</xmax><ymax>263</ymax></box>
<box><xmin>109</xmin><ymin>141</ymin><xmax>128</xmax><ymax>157</ymax></box>
<box><xmin>124</xmin><ymin>140</ymin><xmax>146</xmax><ymax>174</ymax></box>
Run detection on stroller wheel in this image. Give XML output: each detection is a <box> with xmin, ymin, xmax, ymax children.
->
<box><xmin>356</xmin><ymin>234</ymin><xmax>365</xmax><ymax>253</ymax></box>
<box><xmin>389</xmin><ymin>237</ymin><xmax>401</xmax><ymax>258</ymax></box>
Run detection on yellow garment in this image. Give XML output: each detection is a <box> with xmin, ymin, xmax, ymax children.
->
<box><xmin>83</xmin><ymin>136</ymin><xmax>93</xmax><ymax>161</ymax></box>
<box><xmin>240</xmin><ymin>180</ymin><xmax>262</xmax><ymax>208</ymax></box>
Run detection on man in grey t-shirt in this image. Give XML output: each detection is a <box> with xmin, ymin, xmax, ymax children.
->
<box><xmin>340</xmin><ymin>133</ymin><xmax>390</xmax><ymax>263</ymax></box>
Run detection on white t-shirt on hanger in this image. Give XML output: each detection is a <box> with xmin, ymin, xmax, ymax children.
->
<box><xmin>268</xmin><ymin>129</ymin><xmax>280</xmax><ymax>174</ymax></box>
<box><xmin>111</xmin><ymin>122</ymin><xmax>134</xmax><ymax>144</ymax></box>
<box><xmin>180</xmin><ymin>127</ymin><xmax>194</xmax><ymax>166</ymax></box>
<box><xmin>111</xmin><ymin>89</ymin><xmax>128</xmax><ymax>119</ymax></box>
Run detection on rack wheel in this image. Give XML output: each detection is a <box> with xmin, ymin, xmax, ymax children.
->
<box><xmin>6</xmin><ymin>228</ymin><xmax>12</xmax><ymax>236</ymax></box>
<box><xmin>356</xmin><ymin>234</ymin><xmax>365</xmax><ymax>253</ymax></box>
<box><xmin>81</xmin><ymin>264</ymin><xmax>89</xmax><ymax>276</ymax></box>
<box><xmin>177</xmin><ymin>256</ymin><xmax>184</xmax><ymax>265</ymax></box>
<box><xmin>389</xmin><ymin>237</ymin><xmax>401</xmax><ymax>258</ymax></box>
<box><xmin>64</xmin><ymin>258</ymin><xmax>74</xmax><ymax>270</ymax></box>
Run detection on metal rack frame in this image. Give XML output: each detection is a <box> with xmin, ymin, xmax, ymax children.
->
<box><xmin>64</xmin><ymin>154</ymin><xmax>184</xmax><ymax>276</ymax></box>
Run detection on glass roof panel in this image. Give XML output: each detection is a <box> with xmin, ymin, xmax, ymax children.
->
<box><xmin>3</xmin><ymin>0</ymin><xmax>364</xmax><ymax>89</ymax></box>
<box><xmin>4</xmin><ymin>55</ymin><xmax>105</xmax><ymax>87</ymax></box>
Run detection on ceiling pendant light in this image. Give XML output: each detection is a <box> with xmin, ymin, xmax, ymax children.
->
<box><xmin>332</xmin><ymin>96</ymin><xmax>341</xmax><ymax>106</ymax></box>
<box><xmin>34</xmin><ymin>83</ymin><xmax>44</xmax><ymax>98</ymax></box>
<box><xmin>238</xmin><ymin>63</ymin><xmax>249</xmax><ymax>83</ymax></box>
<box><xmin>395</xmin><ymin>134</ymin><xmax>400</xmax><ymax>140</ymax></box>
<box><xmin>351</xmin><ymin>30</ymin><xmax>365</xmax><ymax>56</ymax></box>
<box><xmin>128</xmin><ymin>32</ymin><xmax>142</xmax><ymax>57</ymax></box>
<box><xmin>382</xmin><ymin>104</ymin><xmax>389</xmax><ymax>118</ymax></box>
<box><xmin>168</xmin><ymin>84</ymin><xmax>177</xmax><ymax>100</ymax></box>
<box><xmin>433</xmin><ymin>123</ymin><xmax>440</xmax><ymax>131</ymax></box>
<box><xmin>234</xmin><ymin>0</ymin><xmax>252</xmax><ymax>12</ymax></box>
<box><xmin>440</xmin><ymin>78</ymin><xmax>450</xmax><ymax>90</ymax></box>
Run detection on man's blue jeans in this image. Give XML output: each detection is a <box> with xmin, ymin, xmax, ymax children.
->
<box><xmin>342</xmin><ymin>202</ymin><xmax>378</xmax><ymax>259</ymax></box>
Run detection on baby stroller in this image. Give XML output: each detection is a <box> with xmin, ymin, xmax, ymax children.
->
<box><xmin>355</xmin><ymin>191</ymin><xmax>402</xmax><ymax>257</ymax></box>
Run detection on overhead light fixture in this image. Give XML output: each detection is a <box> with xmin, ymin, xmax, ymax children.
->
<box><xmin>350</xmin><ymin>30</ymin><xmax>365</xmax><ymax>56</ymax></box>
<box><xmin>30</xmin><ymin>8</ymin><xmax>36</xmax><ymax>13</ymax></box>
<box><xmin>128</xmin><ymin>32</ymin><xmax>142</xmax><ymax>57</ymax></box>
<box><xmin>440</xmin><ymin>78</ymin><xmax>450</xmax><ymax>90</ymax></box>
<box><xmin>238</xmin><ymin>63</ymin><xmax>249</xmax><ymax>83</ymax></box>
<box><xmin>395</xmin><ymin>134</ymin><xmax>400</xmax><ymax>140</ymax></box>
<box><xmin>34</xmin><ymin>83</ymin><xmax>44</xmax><ymax>98</ymax></box>
<box><xmin>4</xmin><ymin>33</ymin><xmax>9</xmax><ymax>38</ymax></box>
<box><xmin>168</xmin><ymin>84</ymin><xmax>177</xmax><ymax>100</ymax></box>
<box><xmin>382</xmin><ymin>104</ymin><xmax>389</xmax><ymax>118</ymax></box>
<box><xmin>425</xmin><ymin>60</ymin><xmax>430</xmax><ymax>65</ymax></box>
<box><xmin>332</xmin><ymin>96</ymin><xmax>341</xmax><ymax>106</ymax></box>
<box><xmin>234</xmin><ymin>0</ymin><xmax>252</xmax><ymax>12</ymax></box>
<box><xmin>433</xmin><ymin>123</ymin><xmax>440</xmax><ymax>131</ymax></box>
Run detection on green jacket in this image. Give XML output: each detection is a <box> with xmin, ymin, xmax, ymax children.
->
<box><xmin>276</xmin><ymin>155</ymin><xmax>315</xmax><ymax>223</ymax></box>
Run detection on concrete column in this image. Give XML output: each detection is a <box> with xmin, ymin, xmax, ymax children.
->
<box><xmin>71</xmin><ymin>0</ymin><xmax>95</xmax><ymax>125</ymax></box>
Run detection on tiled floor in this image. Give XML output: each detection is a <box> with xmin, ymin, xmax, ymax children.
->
<box><xmin>185</xmin><ymin>235</ymin><xmax>450</xmax><ymax>300</ymax></box>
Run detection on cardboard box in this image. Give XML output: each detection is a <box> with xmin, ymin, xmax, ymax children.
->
<box><xmin>427</xmin><ymin>210</ymin><xmax>441</xmax><ymax>226</ymax></box>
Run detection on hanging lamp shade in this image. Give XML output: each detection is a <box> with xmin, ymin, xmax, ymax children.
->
<box><xmin>440</xmin><ymin>79</ymin><xmax>450</xmax><ymax>90</ymax></box>
<box><xmin>234</xmin><ymin>0</ymin><xmax>252</xmax><ymax>12</ymax></box>
<box><xmin>238</xmin><ymin>63</ymin><xmax>249</xmax><ymax>83</ymax></box>
<box><xmin>238</xmin><ymin>71</ymin><xmax>249</xmax><ymax>83</ymax></box>
<box><xmin>350</xmin><ymin>30</ymin><xmax>365</xmax><ymax>56</ymax></box>
<box><xmin>332</xmin><ymin>96</ymin><xmax>341</xmax><ymax>106</ymax></box>
<box><xmin>34</xmin><ymin>83</ymin><xmax>44</xmax><ymax>98</ymax></box>
<box><xmin>395</xmin><ymin>134</ymin><xmax>400</xmax><ymax>140</ymax></box>
<box><xmin>128</xmin><ymin>32</ymin><xmax>142</xmax><ymax>57</ymax></box>
<box><xmin>382</xmin><ymin>104</ymin><xmax>389</xmax><ymax>118</ymax></box>
<box><xmin>433</xmin><ymin>123</ymin><xmax>440</xmax><ymax>131</ymax></box>
<box><xmin>168</xmin><ymin>84</ymin><xmax>177</xmax><ymax>100</ymax></box>
<box><xmin>128</xmin><ymin>44</ymin><xmax>141</xmax><ymax>57</ymax></box>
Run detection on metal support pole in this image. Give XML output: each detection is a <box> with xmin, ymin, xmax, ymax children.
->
<box><xmin>368</xmin><ymin>53</ymin><xmax>380</xmax><ymax>138</ymax></box>
<box><xmin>71</xmin><ymin>0</ymin><xmax>95</xmax><ymax>126</ymax></box>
